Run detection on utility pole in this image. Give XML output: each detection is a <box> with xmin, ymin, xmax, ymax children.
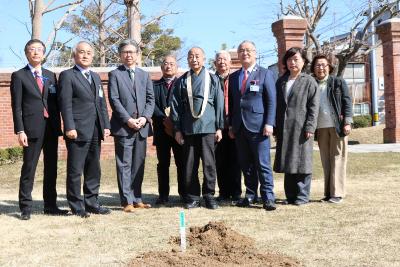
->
<box><xmin>369</xmin><ymin>0</ymin><xmax>380</xmax><ymax>125</ymax></box>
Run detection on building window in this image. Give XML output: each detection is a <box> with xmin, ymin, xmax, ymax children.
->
<box><xmin>353</xmin><ymin>102</ymin><xmax>370</xmax><ymax>116</ymax></box>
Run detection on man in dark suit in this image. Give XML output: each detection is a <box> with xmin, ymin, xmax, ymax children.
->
<box><xmin>228</xmin><ymin>40</ymin><xmax>277</xmax><ymax>211</ymax></box>
<box><xmin>152</xmin><ymin>55</ymin><xmax>184</xmax><ymax>205</ymax></box>
<box><xmin>58</xmin><ymin>41</ymin><xmax>111</xmax><ymax>218</ymax></box>
<box><xmin>10</xmin><ymin>39</ymin><xmax>67</xmax><ymax>220</ymax></box>
<box><xmin>108</xmin><ymin>39</ymin><xmax>155</xmax><ymax>213</ymax></box>
<box><xmin>214</xmin><ymin>50</ymin><xmax>242</xmax><ymax>204</ymax></box>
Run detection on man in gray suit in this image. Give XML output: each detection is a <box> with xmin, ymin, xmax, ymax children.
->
<box><xmin>108</xmin><ymin>39</ymin><xmax>155</xmax><ymax>212</ymax></box>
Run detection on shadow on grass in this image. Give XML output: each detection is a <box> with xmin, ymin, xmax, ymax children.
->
<box><xmin>0</xmin><ymin>192</ymin><xmax>190</xmax><ymax>218</ymax></box>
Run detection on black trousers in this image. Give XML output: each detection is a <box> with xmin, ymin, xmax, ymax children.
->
<box><xmin>284</xmin><ymin>173</ymin><xmax>312</xmax><ymax>203</ymax></box>
<box><xmin>215</xmin><ymin>129</ymin><xmax>242</xmax><ymax>198</ymax></box>
<box><xmin>65</xmin><ymin>125</ymin><xmax>102</xmax><ymax>213</ymax></box>
<box><xmin>19</xmin><ymin>121</ymin><xmax>59</xmax><ymax>212</ymax></box>
<box><xmin>183</xmin><ymin>134</ymin><xmax>217</xmax><ymax>202</ymax></box>
<box><xmin>155</xmin><ymin>131</ymin><xmax>184</xmax><ymax>199</ymax></box>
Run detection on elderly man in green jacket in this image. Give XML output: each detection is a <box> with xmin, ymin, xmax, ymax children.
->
<box><xmin>171</xmin><ymin>47</ymin><xmax>224</xmax><ymax>210</ymax></box>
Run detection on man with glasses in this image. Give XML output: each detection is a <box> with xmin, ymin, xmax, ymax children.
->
<box><xmin>228</xmin><ymin>40</ymin><xmax>277</xmax><ymax>211</ymax></box>
<box><xmin>11</xmin><ymin>39</ymin><xmax>67</xmax><ymax>220</ymax></box>
<box><xmin>152</xmin><ymin>55</ymin><xmax>184</xmax><ymax>205</ymax></box>
<box><xmin>108</xmin><ymin>39</ymin><xmax>155</xmax><ymax>212</ymax></box>
<box><xmin>171</xmin><ymin>47</ymin><xmax>224</xmax><ymax>209</ymax></box>
<box><xmin>58</xmin><ymin>41</ymin><xmax>111</xmax><ymax>218</ymax></box>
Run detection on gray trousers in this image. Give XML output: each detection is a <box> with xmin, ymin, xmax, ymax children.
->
<box><xmin>114</xmin><ymin>134</ymin><xmax>147</xmax><ymax>205</ymax></box>
<box><xmin>284</xmin><ymin>173</ymin><xmax>312</xmax><ymax>203</ymax></box>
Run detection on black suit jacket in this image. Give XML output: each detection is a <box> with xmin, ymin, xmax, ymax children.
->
<box><xmin>152</xmin><ymin>77</ymin><xmax>175</xmax><ymax>145</ymax></box>
<box><xmin>58</xmin><ymin>66</ymin><xmax>110</xmax><ymax>141</ymax></box>
<box><xmin>10</xmin><ymin>65</ymin><xmax>62</xmax><ymax>138</ymax></box>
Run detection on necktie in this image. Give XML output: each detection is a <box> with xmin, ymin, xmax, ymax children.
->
<box><xmin>128</xmin><ymin>69</ymin><xmax>134</xmax><ymax>81</ymax></box>
<box><xmin>241</xmin><ymin>69</ymin><xmax>248</xmax><ymax>95</ymax></box>
<box><xmin>84</xmin><ymin>71</ymin><xmax>91</xmax><ymax>84</ymax></box>
<box><xmin>34</xmin><ymin>70</ymin><xmax>49</xmax><ymax>118</ymax></box>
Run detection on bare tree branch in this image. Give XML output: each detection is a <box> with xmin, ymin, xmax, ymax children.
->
<box><xmin>43</xmin><ymin>0</ymin><xmax>83</xmax><ymax>14</ymax></box>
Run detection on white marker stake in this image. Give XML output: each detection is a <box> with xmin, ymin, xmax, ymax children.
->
<box><xmin>179</xmin><ymin>210</ymin><xmax>186</xmax><ymax>252</ymax></box>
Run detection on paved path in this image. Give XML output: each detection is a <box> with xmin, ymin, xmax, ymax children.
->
<box><xmin>346</xmin><ymin>143</ymin><xmax>400</xmax><ymax>153</ymax></box>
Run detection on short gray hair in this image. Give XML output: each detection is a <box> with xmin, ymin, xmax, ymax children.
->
<box><xmin>73</xmin><ymin>41</ymin><xmax>94</xmax><ymax>55</ymax></box>
<box><xmin>118</xmin><ymin>39</ymin><xmax>139</xmax><ymax>54</ymax></box>
<box><xmin>215</xmin><ymin>50</ymin><xmax>231</xmax><ymax>61</ymax></box>
<box><xmin>188</xmin><ymin>46</ymin><xmax>206</xmax><ymax>58</ymax></box>
<box><xmin>237</xmin><ymin>40</ymin><xmax>256</xmax><ymax>51</ymax></box>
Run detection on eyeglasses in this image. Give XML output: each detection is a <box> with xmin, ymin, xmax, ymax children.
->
<box><xmin>121</xmin><ymin>51</ymin><xmax>137</xmax><ymax>55</ymax></box>
<box><xmin>27</xmin><ymin>47</ymin><xmax>44</xmax><ymax>53</ymax></box>
<box><xmin>315</xmin><ymin>64</ymin><xmax>328</xmax><ymax>69</ymax></box>
<box><xmin>238</xmin><ymin>49</ymin><xmax>255</xmax><ymax>54</ymax></box>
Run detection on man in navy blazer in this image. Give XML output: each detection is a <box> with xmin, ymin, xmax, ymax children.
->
<box><xmin>228</xmin><ymin>40</ymin><xmax>277</xmax><ymax>211</ymax></box>
<box><xmin>10</xmin><ymin>39</ymin><xmax>67</xmax><ymax>220</ymax></box>
<box><xmin>58</xmin><ymin>41</ymin><xmax>111</xmax><ymax>218</ymax></box>
<box><xmin>108</xmin><ymin>39</ymin><xmax>155</xmax><ymax>212</ymax></box>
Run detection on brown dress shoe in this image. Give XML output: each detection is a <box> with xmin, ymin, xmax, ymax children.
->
<box><xmin>133</xmin><ymin>202</ymin><xmax>151</xmax><ymax>209</ymax></box>
<box><xmin>123</xmin><ymin>204</ymin><xmax>136</xmax><ymax>212</ymax></box>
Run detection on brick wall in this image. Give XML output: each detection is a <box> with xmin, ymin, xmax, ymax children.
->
<box><xmin>0</xmin><ymin>67</ymin><xmax>167</xmax><ymax>159</ymax></box>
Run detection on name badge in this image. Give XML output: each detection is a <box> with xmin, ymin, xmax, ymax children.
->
<box><xmin>99</xmin><ymin>86</ymin><xmax>104</xmax><ymax>98</ymax></box>
<box><xmin>49</xmin><ymin>84</ymin><xmax>56</xmax><ymax>94</ymax></box>
<box><xmin>250</xmin><ymin>80</ymin><xmax>259</xmax><ymax>92</ymax></box>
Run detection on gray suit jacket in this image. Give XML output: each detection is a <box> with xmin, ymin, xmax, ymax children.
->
<box><xmin>108</xmin><ymin>65</ymin><xmax>155</xmax><ymax>138</ymax></box>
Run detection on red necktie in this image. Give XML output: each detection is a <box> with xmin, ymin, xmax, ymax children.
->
<box><xmin>34</xmin><ymin>70</ymin><xmax>49</xmax><ymax>118</ymax></box>
<box><xmin>241</xmin><ymin>70</ymin><xmax>248</xmax><ymax>95</ymax></box>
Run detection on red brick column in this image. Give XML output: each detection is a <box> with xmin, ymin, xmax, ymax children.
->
<box><xmin>271</xmin><ymin>16</ymin><xmax>307</xmax><ymax>75</ymax></box>
<box><xmin>376</xmin><ymin>18</ymin><xmax>400</xmax><ymax>143</ymax></box>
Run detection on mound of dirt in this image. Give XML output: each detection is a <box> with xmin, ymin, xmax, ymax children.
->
<box><xmin>129</xmin><ymin>221</ymin><xmax>301</xmax><ymax>267</ymax></box>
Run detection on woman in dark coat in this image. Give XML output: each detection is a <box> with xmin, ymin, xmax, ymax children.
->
<box><xmin>274</xmin><ymin>47</ymin><xmax>320</xmax><ymax>205</ymax></box>
<box><xmin>311</xmin><ymin>54</ymin><xmax>353</xmax><ymax>204</ymax></box>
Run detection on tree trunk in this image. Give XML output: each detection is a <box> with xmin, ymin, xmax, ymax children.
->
<box><xmin>126</xmin><ymin>0</ymin><xmax>142</xmax><ymax>66</ymax></box>
<box><xmin>32</xmin><ymin>0</ymin><xmax>44</xmax><ymax>39</ymax></box>
<box><xmin>98</xmin><ymin>0</ymin><xmax>106</xmax><ymax>66</ymax></box>
<box><xmin>336</xmin><ymin>56</ymin><xmax>347</xmax><ymax>77</ymax></box>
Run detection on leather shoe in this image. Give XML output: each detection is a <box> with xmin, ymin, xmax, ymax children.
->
<box><xmin>294</xmin><ymin>200</ymin><xmax>308</xmax><ymax>206</ymax></box>
<box><xmin>236</xmin><ymin>197</ymin><xmax>254</xmax><ymax>207</ymax></box>
<box><xmin>263</xmin><ymin>200</ymin><xmax>276</xmax><ymax>211</ymax></box>
<box><xmin>133</xmin><ymin>202</ymin><xmax>151</xmax><ymax>209</ymax></box>
<box><xmin>185</xmin><ymin>200</ymin><xmax>200</xmax><ymax>209</ymax></box>
<box><xmin>44</xmin><ymin>206</ymin><xmax>69</xmax><ymax>216</ymax></box>
<box><xmin>73</xmin><ymin>210</ymin><xmax>90</xmax><ymax>218</ymax></box>
<box><xmin>20</xmin><ymin>211</ymin><xmax>31</xmax><ymax>220</ymax></box>
<box><xmin>122</xmin><ymin>204</ymin><xmax>135</xmax><ymax>213</ymax></box>
<box><xmin>155</xmin><ymin>197</ymin><xmax>168</xmax><ymax>205</ymax></box>
<box><xmin>86</xmin><ymin>206</ymin><xmax>111</xmax><ymax>215</ymax></box>
<box><xmin>204</xmin><ymin>198</ymin><xmax>218</xmax><ymax>209</ymax></box>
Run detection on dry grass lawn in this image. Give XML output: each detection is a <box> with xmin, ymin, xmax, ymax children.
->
<box><xmin>0</xmin><ymin>150</ymin><xmax>399</xmax><ymax>267</ymax></box>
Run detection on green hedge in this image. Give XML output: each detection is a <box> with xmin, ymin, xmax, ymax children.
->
<box><xmin>0</xmin><ymin>147</ymin><xmax>23</xmax><ymax>165</ymax></box>
<box><xmin>353</xmin><ymin>115</ymin><xmax>372</xmax><ymax>129</ymax></box>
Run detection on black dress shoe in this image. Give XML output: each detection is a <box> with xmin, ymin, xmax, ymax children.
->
<box><xmin>20</xmin><ymin>211</ymin><xmax>31</xmax><ymax>220</ymax></box>
<box><xmin>185</xmin><ymin>200</ymin><xmax>200</xmax><ymax>209</ymax></box>
<box><xmin>155</xmin><ymin>197</ymin><xmax>169</xmax><ymax>205</ymax></box>
<box><xmin>73</xmin><ymin>210</ymin><xmax>90</xmax><ymax>218</ymax></box>
<box><xmin>44</xmin><ymin>206</ymin><xmax>69</xmax><ymax>216</ymax></box>
<box><xmin>86</xmin><ymin>206</ymin><xmax>111</xmax><ymax>215</ymax></box>
<box><xmin>263</xmin><ymin>200</ymin><xmax>277</xmax><ymax>211</ymax></box>
<box><xmin>216</xmin><ymin>195</ymin><xmax>230</xmax><ymax>202</ymax></box>
<box><xmin>204</xmin><ymin>197</ymin><xmax>219</xmax><ymax>209</ymax></box>
<box><xmin>236</xmin><ymin>198</ymin><xmax>253</xmax><ymax>207</ymax></box>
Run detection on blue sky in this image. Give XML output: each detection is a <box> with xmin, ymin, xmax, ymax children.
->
<box><xmin>0</xmin><ymin>0</ymin><xmax>369</xmax><ymax>69</ymax></box>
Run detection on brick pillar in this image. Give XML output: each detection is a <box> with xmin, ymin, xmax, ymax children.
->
<box><xmin>376</xmin><ymin>18</ymin><xmax>400</xmax><ymax>143</ymax></box>
<box><xmin>271</xmin><ymin>16</ymin><xmax>307</xmax><ymax>75</ymax></box>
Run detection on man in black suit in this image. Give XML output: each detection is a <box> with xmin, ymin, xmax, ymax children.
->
<box><xmin>152</xmin><ymin>55</ymin><xmax>184</xmax><ymax>205</ymax></box>
<box><xmin>10</xmin><ymin>39</ymin><xmax>67</xmax><ymax>220</ymax></box>
<box><xmin>108</xmin><ymin>40</ymin><xmax>154</xmax><ymax>212</ymax></box>
<box><xmin>58</xmin><ymin>41</ymin><xmax>111</xmax><ymax>218</ymax></box>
